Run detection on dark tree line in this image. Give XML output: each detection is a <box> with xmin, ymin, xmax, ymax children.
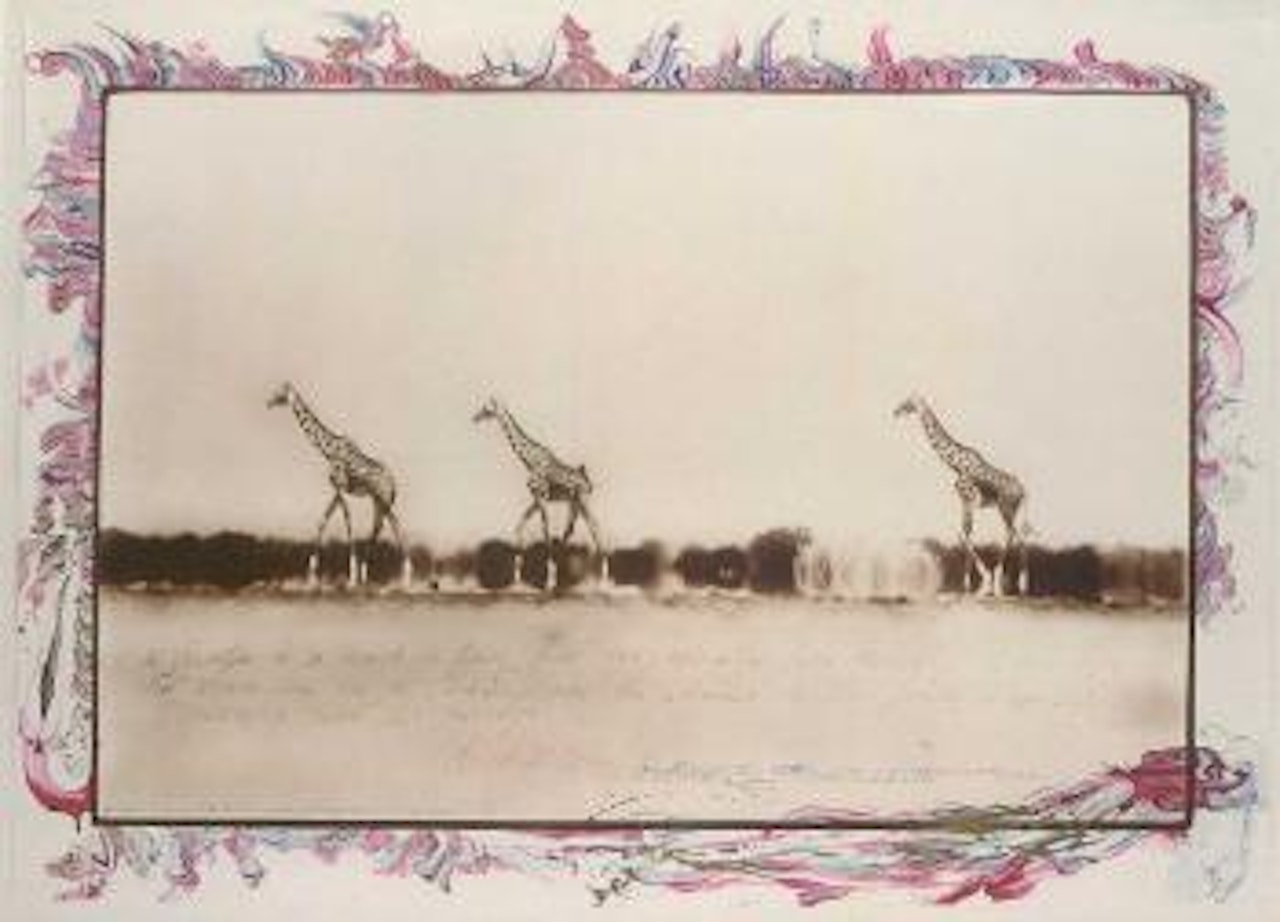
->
<box><xmin>922</xmin><ymin>541</ymin><xmax>1184</xmax><ymax>601</ymax></box>
<box><xmin>98</xmin><ymin>528</ymin><xmax>1185</xmax><ymax>603</ymax></box>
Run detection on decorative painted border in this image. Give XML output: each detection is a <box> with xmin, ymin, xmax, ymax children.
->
<box><xmin>17</xmin><ymin>12</ymin><xmax>1259</xmax><ymax>906</ymax></box>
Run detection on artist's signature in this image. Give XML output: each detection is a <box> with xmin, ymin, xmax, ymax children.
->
<box><xmin>639</xmin><ymin>760</ymin><xmax>1038</xmax><ymax>786</ymax></box>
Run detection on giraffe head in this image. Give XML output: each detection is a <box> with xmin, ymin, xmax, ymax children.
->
<box><xmin>472</xmin><ymin>396</ymin><xmax>502</xmax><ymax>424</ymax></box>
<box><xmin>893</xmin><ymin>394</ymin><xmax>925</xmax><ymax>419</ymax></box>
<box><xmin>267</xmin><ymin>381</ymin><xmax>295</xmax><ymax>409</ymax></box>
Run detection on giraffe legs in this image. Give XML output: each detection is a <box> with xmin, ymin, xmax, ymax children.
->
<box><xmin>383</xmin><ymin>507</ymin><xmax>413</xmax><ymax>588</ymax></box>
<box><xmin>997</xmin><ymin>515</ymin><xmax>1016</xmax><ymax>599</ymax></box>
<box><xmin>513</xmin><ymin>500</ymin><xmax>557</xmax><ymax>589</ymax></box>
<box><xmin>310</xmin><ymin>491</ymin><xmax>357</xmax><ymax>587</ymax></box>
<box><xmin>572</xmin><ymin>500</ymin><xmax>609</xmax><ymax>582</ymax></box>
<box><xmin>513</xmin><ymin>501</ymin><xmax>542</xmax><ymax>546</ymax></box>
<box><xmin>958</xmin><ymin>499</ymin><xmax>991</xmax><ymax>595</ymax></box>
<box><xmin>310</xmin><ymin>492</ymin><xmax>344</xmax><ymax>586</ymax></box>
<box><xmin>355</xmin><ymin>503</ymin><xmax>413</xmax><ymax>589</ymax></box>
<box><xmin>364</xmin><ymin>507</ymin><xmax>383</xmax><ymax>586</ymax></box>
<box><xmin>1004</xmin><ymin>501</ymin><xmax>1031</xmax><ymax>596</ymax></box>
<box><xmin>335</xmin><ymin>493</ymin><xmax>357</xmax><ymax>586</ymax></box>
<box><xmin>1017</xmin><ymin>536</ymin><xmax>1030</xmax><ymax>595</ymax></box>
<box><xmin>561</xmin><ymin>501</ymin><xmax>609</xmax><ymax>583</ymax></box>
<box><xmin>536</xmin><ymin>503</ymin><xmax>556</xmax><ymax>588</ymax></box>
<box><xmin>512</xmin><ymin>499</ymin><xmax>551</xmax><ymax>548</ymax></box>
<box><xmin>562</xmin><ymin>504</ymin><xmax>579</xmax><ymax>544</ymax></box>
<box><xmin>986</xmin><ymin>496</ymin><xmax>1034</xmax><ymax>597</ymax></box>
<box><xmin>577</xmin><ymin>501</ymin><xmax>605</xmax><ymax>555</ymax></box>
<box><xmin>535</xmin><ymin>503</ymin><xmax>551</xmax><ymax>547</ymax></box>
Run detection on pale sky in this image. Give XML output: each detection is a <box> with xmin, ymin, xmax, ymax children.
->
<box><xmin>101</xmin><ymin>92</ymin><xmax>1189</xmax><ymax>551</ymax></box>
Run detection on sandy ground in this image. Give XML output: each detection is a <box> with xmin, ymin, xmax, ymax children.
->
<box><xmin>97</xmin><ymin>590</ymin><xmax>1187</xmax><ymax>822</ymax></box>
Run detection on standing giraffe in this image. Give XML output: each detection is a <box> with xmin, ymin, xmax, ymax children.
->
<box><xmin>268</xmin><ymin>382</ymin><xmax>412</xmax><ymax>587</ymax></box>
<box><xmin>472</xmin><ymin>396</ymin><xmax>606</xmax><ymax>585</ymax></box>
<box><xmin>893</xmin><ymin>394</ymin><xmax>1030</xmax><ymax>595</ymax></box>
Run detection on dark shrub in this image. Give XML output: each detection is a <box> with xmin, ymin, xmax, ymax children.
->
<box><xmin>921</xmin><ymin>539</ymin><xmax>952</xmax><ymax>593</ymax></box>
<box><xmin>317</xmin><ymin>539</ymin><xmax>358</xmax><ymax>581</ymax></box>
<box><xmin>1024</xmin><ymin>545</ymin><xmax>1053</xmax><ymax>597</ymax></box>
<box><xmin>435</xmin><ymin>548</ymin><xmax>474</xmax><ymax>583</ymax></box>
<box><xmin>165</xmin><ymin>533</ymin><xmax>202</xmax><ymax>585</ymax></box>
<box><xmin>202</xmin><ymin>531</ymin><xmax>262</xmax><ymax>588</ymax></box>
<box><xmin>747</xmin><ymin>529</ymin><xmax>807</xmax><ymax>594</ymax></box>
<box><xmin>710</xmin><ymin>546</ymin><xmax>748</xmax><ymax>590</ymax></box>
<box><xmin>408</xmin><ymin>545</ymin><xmax>435</xmax><ymax>583</ymax></box>
<box><xmin>1099</xmin><ymin>548</ymin><xmax>1186</xmax><ymax>604</ymax></box>
<box><xmin>1143</xmin><ymin>550</ymin><xmax>1186</xmax><ymax>601</ymax></box>
<box><xmin>674</xmin><ymin>546</ymin><xmax>711</xmax><ymax>587</ymax></box>
<box><xmin>98</xmin><ymin>529</ymin><xmax>145</xmax><ymax>584</ymax></box>
<box><xmin>361</xmin><ymin>540</ymin><xmax>402</xmax><ymax>584</ymax></box>
<box><xmin>609</xmin><ymin>542</ymin><xmax>664</xmax><ymax>588</ymax></box>
<box><xmin>922</xmin><ymin>540</ymin><xmax>980</xmax><ymax>594</ymax></box>
<box><xmin>98</xmin><ymin>531</ymin><xmax>436</xmax><ymax>588</ymax></box>
<box><xmin>476</xmin><ymin>539</ymin><xmax>517</xmax><ymax>590</ymax></box>
<box><xmin>1101</xmin><ymin>547</ymin><xmax>1143</xmax><ymax>603</ymax></box>
<box><xmin>518</xmin><ymin>542</ymin><xmax>551</xmax><ymax>589</ymax></box>
<box><xmin>554</xmin><ymin>544</ymin><xmax>593</xmax><ymax>589</ymax></box>
<box><xmin>259</xmin><ymin>537</ymin><xmax>311</xmax><ymax>581</ymax></box>
<box><xmin>1033</xmin><ymin>545</ymin><xmax>1102</xmax><ymax>601</ymax></box>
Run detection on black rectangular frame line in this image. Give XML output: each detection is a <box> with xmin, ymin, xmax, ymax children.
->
<box><xmin>89</xmin><ymin>86</ymin><xmax>1199</xmax><ymax>831</ymax></box>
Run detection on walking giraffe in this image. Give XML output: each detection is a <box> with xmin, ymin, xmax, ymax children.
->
<box><xmin>893</xmin><ymin>394</ymin><xmax>1031</xmax><ymax>595</ymax></box>
<box><xmin>268</xmin><ymin>382</ymin><xmax>412</xmax><ymax>587</ymax></box>
<box><xmin>472</xmin><ymin>397</ymin><xmax>607</xmax><ymax>586</ymax></box>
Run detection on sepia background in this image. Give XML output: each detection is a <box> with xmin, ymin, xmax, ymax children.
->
<box><xmin>101</xmin><ymin>92</ymin><xmax>1188</xmax><ymax>551</ymax></box>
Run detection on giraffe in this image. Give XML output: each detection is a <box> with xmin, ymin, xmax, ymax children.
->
<box><xmin>893</xmin><ymin>394</ymin><xmax>1031</xmax><ymax>596</ymax></box>
<box><xmin>268</xmin><ymin>382</ymin><xmax>412</xmax><ymax>587</ymax></box>
<box><xmin>472</xmin><ymin>396</ymin><xmax>607</xmax><ymax>586</ymax></box>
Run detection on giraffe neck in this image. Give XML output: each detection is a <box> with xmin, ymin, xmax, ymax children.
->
<box><xmin>494</xmin><ymin>405</ymin><xmax>552</xmax><ymax>472</ymax></box>
<box><xmin>918</xmin><ymin>404</ymin><xmax>969</xmax><ymax>474</ymax></box>
<box><xmin>288</xmin><ymin>391</ymin><xmax>341</xmax><ymax>460</ymax></box>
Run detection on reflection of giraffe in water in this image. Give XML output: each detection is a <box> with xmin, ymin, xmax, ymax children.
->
<box><xmin>894</xmin><ymin>394</ymin><xmax>1030</xmax><ymax>595</ymax></box>
<box><xmin>473</xmin><ymin>397</ymin><xmax>606</xmax><ymax>585</ymax></box>
<box><xmin>268</xmin><ymin>382</ymin><xmax>411</xmax><ymax>587</ymax></box>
